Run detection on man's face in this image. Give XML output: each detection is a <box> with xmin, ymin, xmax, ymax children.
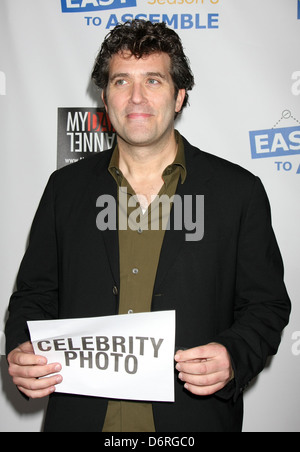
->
<box><xmin>102</xmin><ymin>51</ymin><xmax>185</xmax><ymax>149</ymax></box>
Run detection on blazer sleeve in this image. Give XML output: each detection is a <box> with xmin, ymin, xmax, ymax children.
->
<box><xmin>214</xmin><ymin>177</ymin><xmax>291</xmax><ymax>401</ymax></box>
<box><xmin>5</xmin><ymin>174</ymin><xmax>59</xmax><ymax>355</ymax></box>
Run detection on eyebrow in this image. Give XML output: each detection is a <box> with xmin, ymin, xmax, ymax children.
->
<box><xmin>146</xmin><ymin>72</ymin><xmax>167</xmax><ymax>79</ymax></box>
<box><xmin>109</xmin><ymin>72</ymin><xmax>167</xmax><ymax>82</ymax></box>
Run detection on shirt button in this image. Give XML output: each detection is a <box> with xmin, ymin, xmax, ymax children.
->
<box><xmin>137</xmin><ymin>227</ymin><xmax>143</xmax><ymax>234</ymax></box>
<box><xmin>112</xmin><ymin>286</ymin><xmax>118</xmax><ymax>296</ymax></box>
<box><xmin>132</xmin><ymin>268</ymin><xmax>139</xmax><ymax>275</ymax></box>
<box><xmin>128</xmin><ymin>309</ymin><xmax>134</xmax><ymax>314</ymax></box>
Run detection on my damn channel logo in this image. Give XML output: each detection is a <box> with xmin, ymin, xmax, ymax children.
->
<box><xmin>61</xmin><ymin>0</ymin><xmax>137</xmax><ymax>13</ymax></box>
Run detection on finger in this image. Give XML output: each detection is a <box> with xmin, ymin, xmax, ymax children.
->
<box><xmin>17</xmin><ymin>341</ymin><xmax>34</xmax><ymax>354</ymax></box>
<box><xmin>9</xmin><ymin>362</ymin><xmax>62</xmax><ymax>379</ymax></box>
<box><xmin>8</xmin><ymin>341</ymin><xmax>47</xmax><ymax>366</ymax></box>
<box><xmin>9</xmin><ymin>350</ymin><xmax>47</xmax><ymax>367</ymax></box>
<box><xmin>14</xmin><ymin>371</ymin><xmax>63</xmax><ymax>399</ymax></box>
<box><xmin>175</xmin><ymin>344</ymin><xmax>217</xmax><ymax>363</ymax></box>
<box><xmin>17</xmin><ymin>380</ymin><xmax>58</xmax><ymax>399</ymax></box>
<box><xmin>178</xmin><ymin>369</ymin><xmax>228</xmax><ymax>387</ymax></box>
<box><xmin>14</xmin><ymin>373</ymin><xmax>63</xmax><ymax>392</ymax></box>
<box><xmin>176</xmin><ymin>359</ymin><xmax>220</xmax><ymax>376</ymax></box>
<box><xmin>183</xmin><ymin>381</ymin><xmax>226</xmax><ymax>397</ymax></box>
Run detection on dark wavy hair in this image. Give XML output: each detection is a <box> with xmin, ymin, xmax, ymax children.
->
<box><xmin>91</xmin><ymin>20</ymin><xmax>194</xmax><ymax>113</ymax></box>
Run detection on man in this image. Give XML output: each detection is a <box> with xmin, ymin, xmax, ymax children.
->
<box><xmin>5</xmin><ymin>20</ymin><xmax>291</xmax><ymax>432</ymax></box>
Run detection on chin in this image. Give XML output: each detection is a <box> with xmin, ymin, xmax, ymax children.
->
<box><xmin>121</xmin><ymin>130</ymin><xmax>156</xmax><ymax>147</ymax></box>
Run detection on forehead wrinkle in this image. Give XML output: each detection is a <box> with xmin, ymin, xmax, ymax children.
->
<box><xmin>108</xmin><ymin>52</ymin><xmax>171</xmax><ymax>79</ymax></box>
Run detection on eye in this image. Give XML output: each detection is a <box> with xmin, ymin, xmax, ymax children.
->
<box><xmin>115</xmin><ymin>79</ymin><xmax>127</xmax><ymax>86</ymax></box>
<box><xmin>147</xmin><ymin>79</ymin><xmax>160</xmax><ymax>86</ymax></box>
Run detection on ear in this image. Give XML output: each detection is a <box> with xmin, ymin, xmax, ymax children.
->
<box><xmin>175</xmin><ymin>89</ymin><xmax>186</xmax><ymax>113</ymax></box>
<box><xmin>101</xmin><ymin>90</ymin><xmax>108</xmax><ymax>112</ymax></box>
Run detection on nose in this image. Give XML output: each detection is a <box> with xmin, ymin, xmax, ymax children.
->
<box><xmin>129</xmin><ymin>82</ymin><xmax>147</xmax><ymax>104</ymax></box>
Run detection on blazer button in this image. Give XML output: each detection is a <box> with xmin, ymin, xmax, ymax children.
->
<box><xmin>112</xmin><ymin>286</ymin><xmax>118</xmax><ymax>296</ymax></box>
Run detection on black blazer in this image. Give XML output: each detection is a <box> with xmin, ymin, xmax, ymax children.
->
<box><xmin>5</xmin><ymin>135</ymin><xmax>291</xmax><ymax>432</ymax></box>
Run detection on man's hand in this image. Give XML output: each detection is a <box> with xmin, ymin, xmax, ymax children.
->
<box><xmin>7</xmin><ymin>341</ymin><xmax>62</xmax><ymax>399</ymax></box>
<box><xmin>174</xmin><ymin>342</ymin><xmax>234</xmax><ymax>396</ymax></box>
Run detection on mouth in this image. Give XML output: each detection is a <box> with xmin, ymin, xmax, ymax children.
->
<box><xmin>126</xmin><ymin>112</ymin><xmax>153</xmax><ymax>120</ymax></box>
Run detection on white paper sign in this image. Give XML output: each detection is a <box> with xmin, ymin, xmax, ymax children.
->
<box><xmin>28</xmin><ymin>311</ymin><xmax>175</xmax><ymax>402</ymax></box>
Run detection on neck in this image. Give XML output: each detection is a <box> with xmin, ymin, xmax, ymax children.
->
<box><xmin>117</xmin><ymin>130</ymin><xmax>178</xmax><ymax>183</ymax></box>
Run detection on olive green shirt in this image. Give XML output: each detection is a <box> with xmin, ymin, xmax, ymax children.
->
<box><xmin>102</xmin><ymin>131</ymin><xmax>186</xmax><ymax>432</ymax></box>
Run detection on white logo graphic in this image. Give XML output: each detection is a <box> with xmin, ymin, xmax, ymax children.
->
<box><xmin>292</xmin><ymin>71</ymin><xmax>300</xmax><ymax>96</ymax></box>
<box><xmin>292</xmin><ymin>331</ymin><xmax>300</xmax><ymax>356</ymax></box>
<box><xmin>0</xmin><ymin>71</ymin><xmax>6</xmax><ymax>96</ymax></box>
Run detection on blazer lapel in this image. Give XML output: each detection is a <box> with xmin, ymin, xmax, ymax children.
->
<box><xmin>153</xmin><ymin>136</ymin><xmax>215</xmax><ymax>294</ymax></box>
<box><xmin>87</xmin><ymin>151</ymin><xmax>120</xmax><ymax>289</ymax></box>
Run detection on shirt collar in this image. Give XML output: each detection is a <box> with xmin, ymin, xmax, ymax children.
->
<box><xmin>164</xmin><ymin>130</ymin><xmax>187</xmax><ymax>184</ymax></box>
<box><xmin>108</xmin><ymin>130</ymin><xmax>187</xmax><ymax>185</ymax></box>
